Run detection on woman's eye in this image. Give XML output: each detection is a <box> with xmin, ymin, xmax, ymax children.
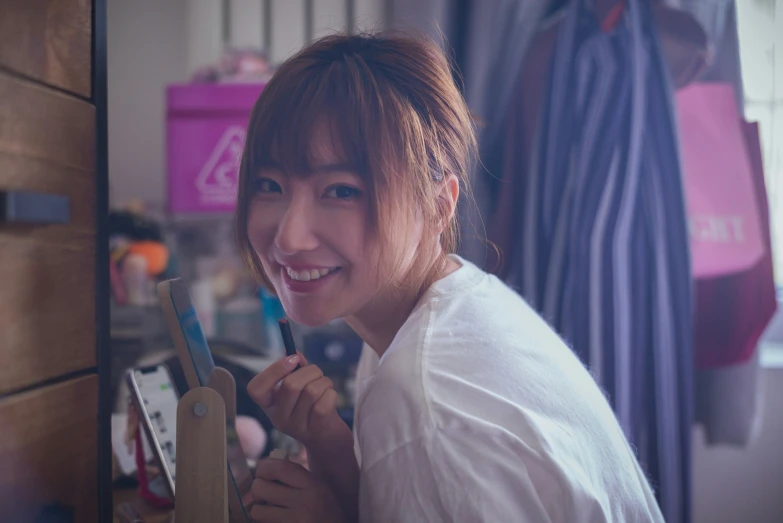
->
<box><xmin>254</xmin><ymin>178</ymin><xmax>282</xmax><ymax>194</ymax></box>
<box><xmin>324</xmin><ymin>185</ymin><xmax>361</xmax><ymax>200</ymax></box>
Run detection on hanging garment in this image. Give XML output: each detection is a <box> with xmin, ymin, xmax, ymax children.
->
<box><xmin>691</xmin><ymin>121</ymin><xmax>775</xmax><ymax>446</ymax></box>
<box><xmin>666</xmin><ymin>0</ymin><xmax>744</xmax><ymax>105</ymax></box>
<box><xmin>458</xmin><ymin>0</ymin><xmax>550</xmax><ymax>265</ymax></box>
<box><xmin>677</xmin><ymin>84</ymin><xmax>765</xmax><ymax>281</ymax></box>
<box><xmin>667</xmin><ymin>0</ymin><xmax>768</xmax><ymax>447</ymax></box>
<box><xmin>694</xmin><ymin>347</ymin><xmax>763</xmax><ymax>446</ymax></box>
<box><xmin>387</xmin><ymin>0</ymin><xmax>551</xmax><ymax>266</ymax></box>
<box><xmin>685</xmin><ymin>112</ymin><xmax>777</xmax><ymax>370</ymax></box>
<box><xmin>489</xmin><ymin>10</ymin><xmax>564</xmax><ymax>279</ymax></box>
<box><xmin>506</xmin><ymin>1</ymin><xmax>693</xmax><ymax>522</ymax></box>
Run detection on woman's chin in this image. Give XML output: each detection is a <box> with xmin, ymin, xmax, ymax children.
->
<box><xmin>283</xmin><ymin>304</ymin><xmax>340</xmax><ymax>328</ymax></box>
<box><xmin>293</xmin><ymin>316</ymin><xmax>334</xmax><ymax>328</ymax></box>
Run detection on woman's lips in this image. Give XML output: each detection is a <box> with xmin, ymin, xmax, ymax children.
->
<box><xmin>284</xmin><ymin>266</ymin><xmax>340</xmax><ymax>282</ymax></box>
<box><xmin>281</xmin><ymin>266</ymin><xmax>341</xmax><ymax>293</ymax></box>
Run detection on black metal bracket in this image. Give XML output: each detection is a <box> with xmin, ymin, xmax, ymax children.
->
<box><xmin>0</xmin><ymin>190</ymin><xmax>70</xmax><ymax>225</ymax></box>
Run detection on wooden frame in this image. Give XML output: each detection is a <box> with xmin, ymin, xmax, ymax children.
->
<box><xmin>93</xmin><ymin>0</ymin><xmax>113</xmax><ymax>519</ymax></box>
<box><xmin>158</xmin><ymin>278</ymin><xmax>249</xmax><ymax>521</ymax></box>
<box><xmin>175</xmin><ymin>367</ymin><xmax>248</xmax><ymax>523</ymax></box>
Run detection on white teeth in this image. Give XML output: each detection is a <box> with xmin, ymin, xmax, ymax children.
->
<box><xmin>286</xmin><ymin>267</ymin><xmax>335</xmax><ymax>282</ymax></box>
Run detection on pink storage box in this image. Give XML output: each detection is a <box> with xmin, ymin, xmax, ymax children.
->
<box><xmin>166</xmin><ymin>83</ymin><xmax>265</xmax><ymax>213</ymax></box>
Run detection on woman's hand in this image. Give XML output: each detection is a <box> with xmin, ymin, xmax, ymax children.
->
<box><xmin>247</xmin><ymin>354</ymin><xmax>352</xmax><ymax>451</ymax></box>
<box><xmin>249</xmin><ymin>458</ymin><xmax>344</xmax><ymax>523</ymax></box>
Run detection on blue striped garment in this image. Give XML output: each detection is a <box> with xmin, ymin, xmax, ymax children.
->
<box><xmin>509</xmin><ymin>1</ymin><xmax>693</xmax><ymax>522</ymax></box>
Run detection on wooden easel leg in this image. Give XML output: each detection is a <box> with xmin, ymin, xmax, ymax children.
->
<box><xmin>175</xmin><ymin>387</ymin><xmax>229</xmax><ymax>523</ymax></box>
<box><xmin>208</xmin><ymin>368</ymin><xmax>237</xmax><ymax>423</ymax></box>
<box><xmin>208</xmin><ymin>368</ymin><xmax>249</xmax><ymax>522</ymax></box>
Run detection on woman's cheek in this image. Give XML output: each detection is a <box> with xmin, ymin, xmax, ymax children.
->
<box><xmin>247</xmin><ymin>205</ymin><xmax>278</xmax><ymax>257</ymax></box>
<box><xmin>327</xmin><ymin>211</ymin><xmax>367</xmax><ymax>260</ymax></box>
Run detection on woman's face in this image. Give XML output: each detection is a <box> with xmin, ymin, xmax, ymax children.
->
<box><xmin>247</xmin><ymin>125</ymin><xmax>412</xmax><ymax>327</ymax></box>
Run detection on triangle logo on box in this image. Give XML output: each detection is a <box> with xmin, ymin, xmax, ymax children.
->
<box><xmin>195</xmin><ymin>126</ymin><xmax>246</xmax><ymax>204</ymax></box>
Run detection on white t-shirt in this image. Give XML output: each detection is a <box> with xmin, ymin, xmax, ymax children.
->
<box><xmin>353</xmin><ymin>256</ymin><xmax>663</xmax><ymax>522</ymax></box>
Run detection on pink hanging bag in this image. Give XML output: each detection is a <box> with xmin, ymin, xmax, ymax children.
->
<box><xmin>676</xmin><ymin>83</ymin><xmax>765</xmax><ymax>278</ymax></box>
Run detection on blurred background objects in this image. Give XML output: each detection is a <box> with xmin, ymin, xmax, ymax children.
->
<box><xmin>1</xmin><ymin>0</ymin><xmax>776</xmax><ymax>521</ymax></box>
<box><xmin>104</xmin><ymin>2</ymin><xmax>783</xmax><ymax>522</ymax></box>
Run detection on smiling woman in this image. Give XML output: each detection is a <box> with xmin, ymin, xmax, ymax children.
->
<box><xmin>235</xmin><ymin>33</ymin><xmax>474</xmax><ymax>334</ymax></box>
<box><xmin>235</xmin><ymin>34</ymin><xmax>473</xmax><ymax>277</ymax></box>
<box><xmin>235</xmin><ymin>32</ymin><xmax>664</xmax><ymax>523</ymax></box>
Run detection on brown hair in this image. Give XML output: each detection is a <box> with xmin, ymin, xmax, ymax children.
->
<box><xmin>235</xmin><ymin>31</ymin><xmax>477</xmax><ymax>291</ymax></box>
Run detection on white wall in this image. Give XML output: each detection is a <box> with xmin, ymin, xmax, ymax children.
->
<box><xmin>107</xmin><ymin>0</ymin><xmax>189</xmax><ymax>208</ymax></box>
<box><xmin>693</xmin><ymin>367</ymin><xmax>783</xmax><ymax>522</ymax></box>
<box><xmin>108</xmin><ymin>0</ymin><xmax>384</xmax><ymax>209</ymax></box>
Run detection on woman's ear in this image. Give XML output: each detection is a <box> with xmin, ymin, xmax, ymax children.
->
<box><xmin>436</xmin><ymin>174</ymin><xmax>460</xmax><ymax>230</ymax></box>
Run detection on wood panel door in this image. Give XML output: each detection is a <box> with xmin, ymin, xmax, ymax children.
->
<box><xmin>0</xmin><ymin>0</ymin><xmax>109</xmax><ymax>521</ymax></box>
<box><xmin>0</xmin><ymin>376</ymin><xmax>99</xmax><ymax>521</ymax></box>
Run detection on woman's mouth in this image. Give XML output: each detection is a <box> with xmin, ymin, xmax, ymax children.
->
<box><xmin>281</xmin><ymin>265</ymin><xmax>341</xmax><ymax>293</ymax></box>
<box><xmin>285</xmin><ymin>266</ymin><xmax>340</xmax><ymax>281</ymax></box>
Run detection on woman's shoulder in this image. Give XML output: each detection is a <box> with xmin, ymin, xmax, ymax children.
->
<box><xmin>361</xmin><ymin>270</ymin><xmax>586</xmax><ymax>432</ymax></box>
<box><xmin>375</xmin><ymin>258</ymin><xmax>580</xmax><ymax>408</ymax></box>
<box><xmin>422</xmin><ymin>263</ymin><xmax>566</xmax><ymax>360</ymax></box>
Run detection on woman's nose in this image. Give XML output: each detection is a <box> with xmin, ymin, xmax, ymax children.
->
<box><xmin>274</xmin><ymin>195</ymin><xmax>319</xmax><ymax>255</ymax></box>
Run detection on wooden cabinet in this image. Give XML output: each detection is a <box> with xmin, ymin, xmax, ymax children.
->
<box><xmin>0</xmin><ymin>376</ymin><xmax>99</xmax><ymax>522</ymax></box>
<box><xmin>0</xmin><ymin>73</ymin><xmax>97</xmax><ymax>395</ymax></box>
<box><xmin>0</xmin><ymin>0</ymin><xmax>109</xmax><ymax>521</ymax></box>
<box><xmin>0</xmin><ymin>0</ymin><xmax>92</xmax><ymax>98</ymax></box>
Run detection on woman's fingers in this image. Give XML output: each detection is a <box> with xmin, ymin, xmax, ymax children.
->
<box><xmin>289</xmin><ymin>376</ymin><xmax>334</xmax><ymax>434</ymax></box>
<box><xmin>311</xmin><ymin>387</ymin><xmax>339</xmax><ymax>426</ymax></box>
<box><xmin>247</xmin><ymin>354</ymin><xmax>337</xmax><ymax>446</ymax></box>
<box><xmin>247</xmin><ymin>355</ymin><xmax>301</xmax><ymax>408</ymax></box>
<box><xmin>249</xmin><ymin>503</ymin><xmax>288</xmax><ymax>523</ymax></box>
<box><xmin>272</xmin><ymin>364</ymin><xmax>324</xmax><ymax>420</ymax></box>
<box><xmin>255</xmin><ymin>458</ymin><xmax>312</xmax><ymax>489</ymax></box>
<box><xmin>250</xmin><ymin>477</ymin><xmax>299</xmax><ymax>508</ymax></box>
<box><xmin>308</xmin><ymin>388</ymin><xmax>346</xmax><ymax>443</ymax></box>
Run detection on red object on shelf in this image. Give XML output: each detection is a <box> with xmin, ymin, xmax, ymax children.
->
<box><xmin>109</xmin><ymin>259</ymin><xmax>127</xmax><ymax>305</ymax></box>
<box><xmin>133</xmin><ymin>412</ymin><xmax>174</xmax><ymax>509</ymax></box>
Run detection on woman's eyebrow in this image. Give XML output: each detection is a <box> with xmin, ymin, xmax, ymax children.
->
<box><xmin>310</xmin><ymin>162</ymin><xmax>355</xmax><ymax>174</ymax></box>
<box><xmin>258</xmin><ymin>161</ymin><xmax>283</xmax><ymax>170</ymax></box>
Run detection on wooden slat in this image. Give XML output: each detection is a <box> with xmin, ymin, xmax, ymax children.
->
<box><xmin>175</xmin><ymin>387</ymin><xmax>229</xmax><ymax>523</ymax></box>
<box><xmin>0</xmin><ymin>71</ymin><xmax>96</xmax><ymax>393</ymax></box>
<box><xmin>0</xmin><ymin>233</ymin><xmax>96</xmax><ymax>394</ymax></box>
<box><xmin>0</xmin><ymin>72</ymin><xmax>95</xmax><ymax>184</ymax></box>
<box><xmin>0</xmin><ymin>150</ymin><xmax>95</xmax><ymax>238</ymax></box>
<box><xmin>0</xmin><ymin>375</ymin><xmax>98</xmax><ymax>522</ymax></box>
<box><xmin>0</xmin><ymin>0</ymin><xmax>92</xmax><ymax>97</ymax></box>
